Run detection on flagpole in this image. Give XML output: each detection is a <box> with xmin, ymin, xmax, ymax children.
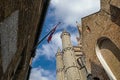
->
<box><xmin>32</xmin><ymin>22</ymin><xmax>61</xmax><ymax>51</ymax></box>
<box><xmin>33</xmin><ymin>29</ymin><xmax>53</xmax><ymax>50</ymax></box>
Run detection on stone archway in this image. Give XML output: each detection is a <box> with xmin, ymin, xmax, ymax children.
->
<box><xmin>96</xmin><ymin>37</ymin><xmax>120</xmax><ymax>80</ymax></box>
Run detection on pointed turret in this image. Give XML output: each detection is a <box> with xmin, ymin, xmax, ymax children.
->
<box><xmin>76</xmin><ymin>21</ymin><xmax>82</xmax><ymax>47</ymax></box>
<box><xmin>76</xmin><ymin>21</ymin><xmax>82</xmax><ymax>35</ymax></box>
<box><xmin>56</xmin><ymin>47</ymin><xmax>61</xmax><ymax>56</ymax></box>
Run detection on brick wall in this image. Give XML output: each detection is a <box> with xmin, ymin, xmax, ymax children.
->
<box><xmin>0</xmin><ymin>0</ymin><xmax>50</xmax><ymax>80</ymax></box>
<box><xmin>81</xmin><ymin>0</ymin><xmax>120</xmax><ymax>79</ymax></box>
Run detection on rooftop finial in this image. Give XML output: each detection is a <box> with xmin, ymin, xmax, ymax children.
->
<box><xmin>57</xmin><ymin>47</ymin><xmax>61</xmax><ymax>53</ymax></box>
<box><xmin>76</xmin><ymin>21</ymin><xmax>81</xmax><ymax>28</ymax></box>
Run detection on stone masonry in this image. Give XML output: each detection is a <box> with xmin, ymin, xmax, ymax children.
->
<box><xmin>0</xmin><ymin>0</ymin><xmax>50</xmax><ymax>80</ymax></box>
<box><xmin>81</xmin><ymin>0</ymin><xmax>120</xmax><ymax>79</ymax></box>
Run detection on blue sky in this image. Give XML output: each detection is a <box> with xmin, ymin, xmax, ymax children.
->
<box><xmin>29</xmin><ymin>0</ymin><xmax>100</xmax><ymax>80</ymax></box>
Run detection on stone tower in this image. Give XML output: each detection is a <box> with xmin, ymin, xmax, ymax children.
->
<box><xmin>56</xmin><ymin>29</ymin><xmax>88</xmax><ymax>80</ymax></box>
<box><xmin>56</xmin><ymin>48</ymin><xmax>64</xmax><ymax>80</ymax></box>
<box><xmin>56</xmin><ymin>29</ymin><xmax>86</xmax><ymax>80</ymax></box>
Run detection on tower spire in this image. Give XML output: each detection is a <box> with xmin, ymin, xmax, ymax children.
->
<box><xmin>76</xmin><ymin>21</ymin><xmax>82</xmax><ymax>47</ymax></box>
<box><xmin>76</xmin><ymin>21</ymin><xmax>82</xmax><ymax>36</ymax></box>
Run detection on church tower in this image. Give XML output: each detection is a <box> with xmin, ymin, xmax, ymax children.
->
<box><xmin>60</xmin><ymin>30</ymin><xmax>81</xmax><ymax>80</ymax></box>
<box><xmin>56</xmin><ymin>48</ymin><xmax>64</xmax><ymax>80</ymax></box>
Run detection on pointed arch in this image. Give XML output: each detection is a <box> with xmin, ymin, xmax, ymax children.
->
<box><xmin>95</xmin><ymin>37</ymin><xmax>120</xmax><ymax>80</ymax></box>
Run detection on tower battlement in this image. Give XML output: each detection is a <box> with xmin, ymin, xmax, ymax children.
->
<box><xmin>60</xmin><ymin>29</ymin><xmax>70</xmax><ymax>39</ymax></box>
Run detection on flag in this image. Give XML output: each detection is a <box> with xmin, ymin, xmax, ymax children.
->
<box><xmin>47</xmin><ymin>26</ymin><xmax>56</xmax><ymax>43</ymax></box>
<box><xmin>47</xmin><ymin>22</ymin><xmax>61</xmax><ymax>43</ymax></box>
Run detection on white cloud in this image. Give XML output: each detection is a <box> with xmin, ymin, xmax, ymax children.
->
<box><xmin>34</xmin><ymin>0</ymin><xmax>100</xmax><ymax>61</ymax></box>
<box><xmin>71</xmin><ymin>34</ymin><xmax>78</xmax><ymax>45</ymax></box>
<box><xmin>50</xmin><ymin>0</ymin><xmax>100</xmax><ymax>26</ymax></box>
<box><xmin>33</xmin><ymin>31</ymin><xmax>78</xmax><ymax>61</ymax></box>
<box><xmin>33</xmin><ymin>32</ymin><xmax>62</xmax><ymax>61</ymax></box>
<box><xmin>29</xmin><ymin>67</ymin><xmax>56</xmax><ymax>80</ymax></box>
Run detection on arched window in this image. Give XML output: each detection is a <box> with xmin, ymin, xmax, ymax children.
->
<box><xmin>95</xmin><ymin>37</ymin><xmax>120</xmax><ymax>80</ymax></box>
